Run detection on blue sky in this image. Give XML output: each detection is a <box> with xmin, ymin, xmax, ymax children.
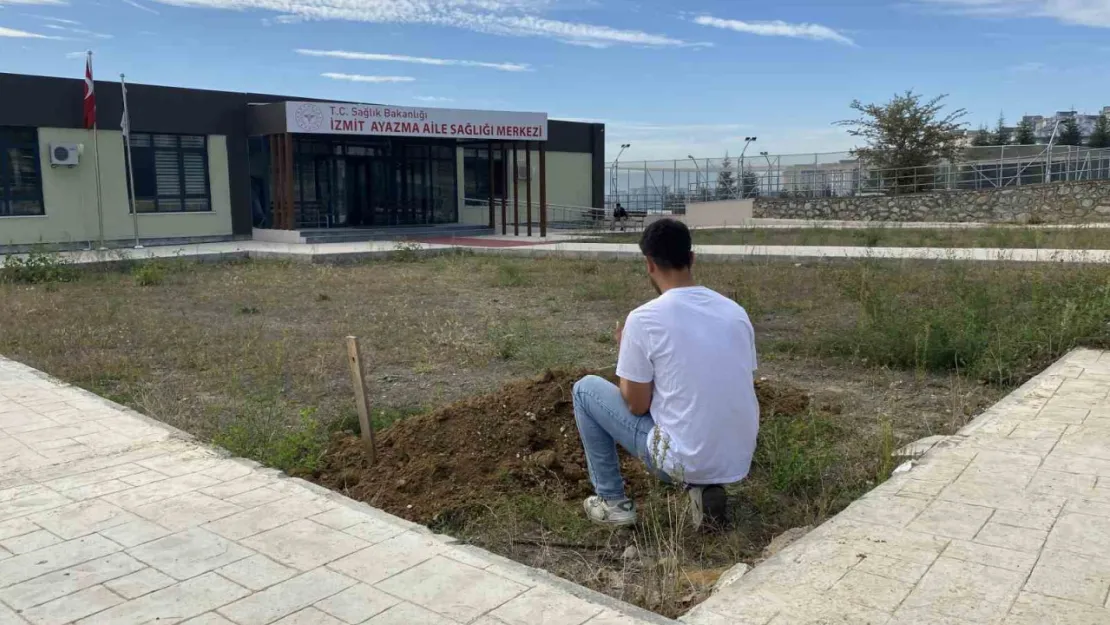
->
<box><xmin>1</xmin><ymin>0</ymin><xmax>1108</xmax><ymax>160</ymax></box>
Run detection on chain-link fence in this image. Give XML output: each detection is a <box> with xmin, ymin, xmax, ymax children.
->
<box><xmin>607</xmin><ymin>146</ymin><xmax>1110</xmax><ymax>213</ymax></box>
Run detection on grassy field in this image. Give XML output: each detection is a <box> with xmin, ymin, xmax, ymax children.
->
<box><xmin>4</xmin><ymin>250</ymin><xmax>1110</xmax><ymax>614</ymax></box>
<box><xmin>596</xmin><ymin>225</ymin><xmax>1110</xmax><ymax>249</ymax></box>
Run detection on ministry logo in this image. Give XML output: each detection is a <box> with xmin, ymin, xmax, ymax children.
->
<box><xmin>294</xmin><ymin>103</ymin><xmax>325</xmax><ymax>132</ymax></box>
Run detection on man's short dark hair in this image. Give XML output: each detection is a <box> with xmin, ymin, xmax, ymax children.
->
<box><xmin>639</xmin><ymin>218</ymin><xmax>692</xmax><ymax>270</ymax></box>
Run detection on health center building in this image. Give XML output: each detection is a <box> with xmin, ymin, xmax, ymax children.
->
<box><xmin>0</xmin><ymin>71</ymin><xmax>605</xmax><ymax>250</ymax></box>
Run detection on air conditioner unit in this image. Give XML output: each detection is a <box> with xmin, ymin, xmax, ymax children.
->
<box><xmin>49</xmin><ymin>144</ymin><xmax>80</xmax><ymax>167</ymax></box>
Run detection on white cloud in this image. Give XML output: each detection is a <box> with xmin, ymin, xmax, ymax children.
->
<box><xmin>145</xmin><ymin>0</ymin><xmax>692</xmax><ymax>47</ymax></box>
<box><xmin>64</xmin><ymin>49</ymin><xmax>85</xmax><ymax>58</ymax></box>
<box><xmin>321</xmin><ymin>72</ymin><xmax>415</xmax><ymax>83</ymax></box>
<box><xmin>0</xmin><ymin>0</ymin><xmax>66</xmax><ymax>5</ymax></box>
<box><xmin>122</xmin><ymin>0</ymin><xmax>160</xmax><ymax>13</ymax></box>
<box><xmin>1009</xmin><ymin>61</ymin><xmax>1049</xmax><ymax>72</ymax></box>
<box><xmin>693</xmin><ymin>15</ymin><xmax>855</xmax><ymax>45</ymax></box>
<box><xmin>0</xmin><ymin>24</ymin><xmax>61</xmax><ymax>37</ymax></box>
<box><xmin>414</xmin><ymin>96</ymin><xmax>455</xmax><ymax>102</ymax></box>
<box><xmin>44</xmin><ymin>23</ymin><xmax>112</xmax><ymax>37</ymax></box>
<box><xmin>296</xmin><ymin>49</ymin><xmax>531</xmax><ymax>72</ymax></box>
<box><xmin>36</xmin><ymin>15</ymin><xmax>80</xmax><ymax>23</ymax></box>
<box><xmin>919</xmin><ymin>0</ymin><xmax>1110</xmax><ymax>27</ymax></box>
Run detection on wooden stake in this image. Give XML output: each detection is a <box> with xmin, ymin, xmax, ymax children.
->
<box><xmin>345</xmin><ymin>336</ymin><xmax>376</xmax><ymax>464</ymax></box>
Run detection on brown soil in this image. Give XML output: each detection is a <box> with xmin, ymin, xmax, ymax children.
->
<box><xmin>314</xmin><ymin>369</ymin><xmax>809</xmax><ymax>526</ymax></box>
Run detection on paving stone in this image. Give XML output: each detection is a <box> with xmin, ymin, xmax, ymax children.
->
<box><xmin>96</xmin><ymin>519</ymin><xmax>172</xmax><ymax>548</ymax></box>
<box><xmin>240</xmin><ymin>519</ymin><xmax>368</xmax><ymax>571</ymax></box>
<box><xmin>309</xmin><ymin>507</ymin><xmax>378</xmax><ymax>531</ymax></box>
<box><xmin>1026</xmin><ymin>548</ymin><xmax>1110</xmax><ymax>606</ymax></box>
<box><xmin>362</xmin><ymin>602</ymin><xmax>461</xmax><ymax>625</ymax></box>
<box><xmin>217</xmin><ymin>567</ymin><xmax>356</xmax><ymax>625</ymax></box>
<box><xmin>272</xmin><ymin>608</ymin><xmax>345</xmax><ymax>625</ymax></box>
<box><xmin>580</xmin><ymin>611</ymin><xmax>646</xmax><ymax>625</ymax></box>
<box><xmin>942</xmin><ymin>539</ymin><xmax>1038</xmax><ymax>573</ymax></box>
<box><xmin>62</xmin><ymin>480</ymin><xmax>134</xmax><ymax>501</ymax></box>
<box><xmin>327</xmin><ymin>531</ymin><xmax>445</xmax><ymax>585</ymax></box>
<box><xmin>0</xmin><ymin>485</ymin><xmax>71</xmax><ymax>522</ymax></box>
<box><xmin>43</xmin><ymin>464</ymin><xmax>147</xmax><ymax>493</ymax></box>
<box><xmin>102</xmin><ymin>473</ymin><xmax>221</xmax><ymax>511</ymax></box>
<box><xmin>225</xmin><ymin>487</ymin><xmax>286</xmax><ymax>508</ymax></box>
<box><xmin>313</xmin><ymin>584</ymin><xmax>399</xmax><ymax>624</ymax></box>
<box><xmin>852</xmin><ymin>553</ymin><xmax>930</xmax><ymax>585</ymax></box>
<box><xmin>489</xmin><ymin>586</ymin><xmax>603</xmax><ymax>625</ymax></box>
<box><xmin>104</xmin><ymin>567</ymin><xmax>176</xmax><ymax>599</ymax></box>
<box><xmin>990</xmin><ymin>509</ymin><xmax>1057</xmax><ymax>531</ymax></box>
<box><xmin>131</xmin><ymin>491</ymin><xmax>242</xmax><ymax>532</ymax></box>
<box><xmin>217</xmin><ymin>554</ymin><xmax>296</xmax><ymax>591</ymax></box>
<box><xmin>1005</xmin><ymin>592</ymin><xmax>1110</xmax><ymax>625</ymax></box>
<box><xmin>0</xmin><ymin>534</ymin><xmax>120</xmax><ymax>589</ymax></box>
<box><xmin>0</xmin><ymin>553</ymin><xmax>145</xmax><ymax>610</ymax></box>
<box><xmin>885</xmin><ymin>608</ymin><xmax>978</xmax><ymax>625</ymax></box>
<box><xmin>0</xmin><ymin>518</ymin><xmax>38</xmax><ymax>541</ymax></box>
<box><xmin>825</xmin><ymin>569</ymin><xmax>914</xmax><ymax>613</ymax></box>
<box><xmin>117</xmin><ymin>470</ymin><xmax>168</xmax><ymax>487</ymax></box>
<box><xmin>128</xmin><ymin>528</ymin><xmax>253</xmax><ymax>580</ymax></box>
<box><xmin>901</xmin><ymin>556</ymin><xmax>1025</xmax><ymax>622</ymax></box>
<box><xmin>77</xmin><ymin>572</ymin><xmax>251</xmax><ymax>625</ymax></box>
<box><xmin>1046</xmin><ymin>512</ymin><xmax>1110</xmax><ymax>555</ymax></box>
<box><xmin>0</xmin><ymin>601</ymin><xmax>28</xmax><ymax>625</ymax></box>
<box><xmin>376</xmin><ymin>556</ymin><xmax>527</xmax><ymax>623</ymax></box>
<box><xmin>21</xmin><ymin>585</ymin><xmax>122</xmax><ymax>625</ymax></box>
<box><xmin>29</xmin><ymin>499</ymin><xmax>137</xmax><ymax>540</ymax></box>
<box><xmin>1028</xmin><ymin>469</ymin><xmax>1098</xmax><ymax>496</ymax></box>
<box><xmin>1035</xmin><ymin>404</ymin><xmax>1091</xmax><ymax>424</ymax></box>
<box><xmin>198</xmin><ymin>460</ymin><xmax>255</xmax><ymax>482</ymax></box>
<box><xmin>1065</xmin><ymin>497</ymin><xmax>1110</xmax><ymax>517</ymax></box>
<box><xmin>0</xmin><ymin>529</ymin><xmax>60</xmax><ymax>554</ymax></box>
<box><xmin>202</xmin><ymin>495</ymin><xmax>333</xmax><ymax>541</ymax></box>
<box><xmin>974</xmin><ymin>520</ymin><xmax>1049</xmax><ymax>553</ymax></box>
<box><xmin>198</xmin><ymin>475</ymin><xmax>273</xmax><ymax>500</ymax></box>
<box><xmin>839</xmin><ymin>495</ymin><xmax>927</xmax><ymax>527</ymax></box>
<box><xmin>341</xmin><ymin>521</ymin><xmax>405</xmax><ymax>545</ymax></box>
<box><xmin>179</xmin><ymin>613</ymin><xmax>237</xmax><ymax>625</ymax></box>
<box><xmin>906</xmin><ymin>500</ymin><xmax>994</xmax><ymax>539</ymax></box>
<box><xmin>136</xmin><ymin>451</ymin><xmax>222</xmax><ymax>477</ymax></box>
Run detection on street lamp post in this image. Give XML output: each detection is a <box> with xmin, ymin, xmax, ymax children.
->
<box><xmin>739</xmin><ymin>137</ymin><xmax>757</xmax><ymax>197</ymax></box>
<box><xmin>687</xmin><ymin>155</ymin><xmax>702</xmax><ymax>200</ymax></box>
<box><xmin>760</xmin><ymin>151</ymin><xmax>774</xmax><ymax>195</ymax></box>
<box><xmin>611</xmin><ymin>143</ymin><xmax>631</xmax><ymax>213</ymax></box>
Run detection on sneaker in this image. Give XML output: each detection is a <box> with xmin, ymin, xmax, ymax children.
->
<box><xmin>688</xmin><ymin>485</ymin><xmax>728</xmax><ymax>530</ymax></box>
<box><xmin>583</xmin><ymin>496</ymin><xmax>637</xmax><ymax>526</ymax></box>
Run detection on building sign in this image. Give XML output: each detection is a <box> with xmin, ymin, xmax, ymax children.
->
<box><xmin>285</xmin><ymin>101</ymin><xmax>548</xmax><ymax>141</ymax></box>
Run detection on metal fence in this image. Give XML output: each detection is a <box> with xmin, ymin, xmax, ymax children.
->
<box><xmin>606</xmin><ymin>145</ymin><xmax>1110</xmax><ymax>213</ymax></box>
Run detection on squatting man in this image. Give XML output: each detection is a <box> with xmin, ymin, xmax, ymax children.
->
<box><xmin>572</xmin><ymin>218</ymin><xmax>760</xmax><ymax>529</ymax></box>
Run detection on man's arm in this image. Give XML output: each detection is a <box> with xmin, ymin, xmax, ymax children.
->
<box><xmin>615</xmin><ymin>318</ymin><xmax>654</xmax><ymax>416</ymax></box>
<box><xmin>620</xmin><ymin>378</ymin><xmax>653</xmax><ymax>416</ymax></box>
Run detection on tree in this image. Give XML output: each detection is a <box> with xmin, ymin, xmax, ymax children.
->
<box><xmin>971</xmin><ymin>126</ymin><xmax>993</xmax><ymax>147</ymax></box>
<box><xmin>838</xmin><ymin>91</ymin><xmax>968</xmax><ymax>173</ymax></box>
<box><xmin>716</xmin><ymin>153</ymin><xmax>737</xmax><ymax>199</ymax></box>
<box><xmin>1015</xmin><ymin>118</ymin><xmax>1037</xmax><ymax>145</ymax></box>
<box><xmin>1058</xmin><ymin>117</ymin><xmax>1082</xmax><ymax>146</ymax></box>
<box><xmin>741</xmin><ymin>169</ymin><xmax>761</xmax><ymax>198</ymax></box>
<box><xmin>994</xmin><ymin>113</ymin><xmax>1011</xmax><ymax>145</ymax></box>
<box><xmin>1088</xmin><ymin>115</ymin><xmax>1110</xmax><ymax>149</ymax></box>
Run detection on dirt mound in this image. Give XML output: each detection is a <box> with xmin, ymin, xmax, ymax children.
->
<box><xmin>314</xmin><ymin>370</ymin><xmax>809</xmax><ymax>525</ymax></box>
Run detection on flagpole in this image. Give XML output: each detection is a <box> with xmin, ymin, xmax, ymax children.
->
<box><xmin>88</xmin><ymin>51</ymin><xmax>105</xmax><ymax>249</ymax></box>
<box><xmin>121</xmin><ymin>73</ymin><xmax>141</xmax><ymax>248</ymax></box>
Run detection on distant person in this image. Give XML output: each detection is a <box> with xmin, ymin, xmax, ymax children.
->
<box><xmin>611</xmin><ymin>203</ymin><xmax>629</xmax><ymax>231</ymax></box>
<box><xmin>571</xmin><ymin>218</ymin><xmax>760</xmax><ymax>529</ymax></box>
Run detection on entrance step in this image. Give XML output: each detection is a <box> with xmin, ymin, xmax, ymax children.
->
<box><xmin>300</xmin><ymin>225</ymin><xmax>494</xmax><ymax>244</ymax></box>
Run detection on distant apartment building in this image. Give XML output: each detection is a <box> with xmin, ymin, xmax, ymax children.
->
<box><xmin>1021</xmin><ymin>107</ymin><xmax>1110</xmax><ymax>142</ymax></box>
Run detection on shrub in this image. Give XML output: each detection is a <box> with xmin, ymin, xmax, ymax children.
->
<box><xmin>1</xmin><ymin>250</ymin><xmax>77</xmax><ymax>284</ymax></box>
<box><xmin>132</xmin><ymin>262</ymin><xmax>167</xmax><ymax>286</ymax></box>
<box><xmin>213</xmin><ymin>405</ymin><xmax>327</xmax><ymax>476</ymax></box>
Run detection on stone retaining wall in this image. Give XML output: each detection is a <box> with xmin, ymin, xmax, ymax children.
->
<box><xmin>753</xmin><ymin>179</ymin><xmax>1110</xmax><ymax>223</ymax></box>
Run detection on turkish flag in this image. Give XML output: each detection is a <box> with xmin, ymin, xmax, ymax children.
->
<box><xmin>83</xmin><ymin>54</ymin><xmax>96</xmax><ymax>130</ymax></box>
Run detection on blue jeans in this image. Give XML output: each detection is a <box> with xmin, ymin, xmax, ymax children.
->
<box><xmin>572</xmin><ymin>375</ymin><xmax>668</xmax><ymax>501</ymax></box>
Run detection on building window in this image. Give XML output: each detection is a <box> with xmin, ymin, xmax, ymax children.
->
<box><xmin>463</xmin><ymin>147</ymin><xmax>505</xmax><ymax>200</ymax></box>
<box><xmin>0</xmin><ymin>127</ymin><xmax>44</xmax><ymax>217</ymax></box>
<box><xmin>129</xmin><ymin>133</ymin><xmax>210</xmax><ymax>212</ymax></box>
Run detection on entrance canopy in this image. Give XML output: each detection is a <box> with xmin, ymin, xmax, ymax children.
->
<box><xmin>249</xmin><ymin>101</ymin><xmax>548</xmax><ymax>142</ymax></box>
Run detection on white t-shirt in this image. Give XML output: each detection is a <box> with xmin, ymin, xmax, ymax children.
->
<box><xmin>616</xmin><ymin>286</ymin><xmax>759</xmax><ymax>485</ymax></box>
